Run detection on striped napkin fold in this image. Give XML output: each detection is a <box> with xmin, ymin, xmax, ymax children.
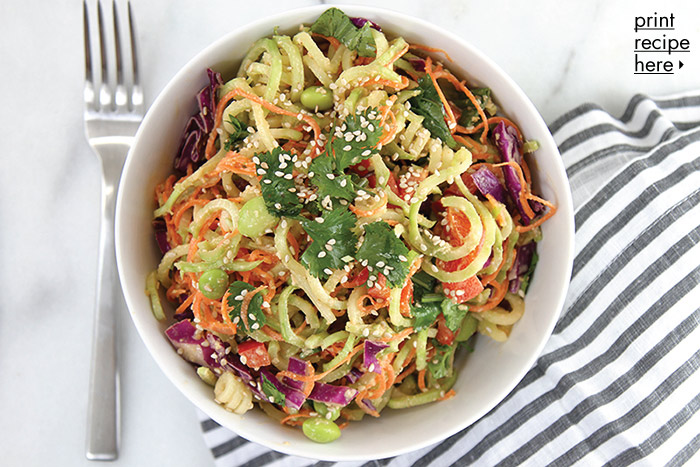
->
<box><xmin>198</xmin><ymin>92</ymin><xmax>700</xmax><ymax>467</ymax></box>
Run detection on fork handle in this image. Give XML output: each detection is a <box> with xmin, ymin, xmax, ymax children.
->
<box><xmin>86</xmin><ymin>145</ymin><xmax>129</xmax><ymax>461</ymax></box>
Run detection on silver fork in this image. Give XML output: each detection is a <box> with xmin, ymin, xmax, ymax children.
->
<box><xmin>83</xmin><ymin>0</ymin><xmax>143</xmax><ymax>460</ymax></box>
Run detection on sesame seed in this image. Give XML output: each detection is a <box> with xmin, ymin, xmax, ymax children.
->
<box><xmin>318</xmin><ymin>251</ymin><xmax>327</xmax><ymax>258</ymax></box>
<box><xmin>324</xmin><ymin>268</ymin><xmax>333</xmax><ymax>275</ymax></box>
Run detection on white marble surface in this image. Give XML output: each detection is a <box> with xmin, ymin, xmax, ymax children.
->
<box><xmin>1</xmin><ymin>1</ymin><xmax>699</xmax><ymax>466</ymax></box>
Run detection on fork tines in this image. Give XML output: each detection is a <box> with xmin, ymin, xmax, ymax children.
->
<box><xmin>83</xmin><ymin>0</ymin><xmax>142</xmax><ymax>114</ymax></box>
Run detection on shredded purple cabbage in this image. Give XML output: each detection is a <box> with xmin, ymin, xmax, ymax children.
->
<box><xmin>408</xmin><ymin>57</ymin><xmax>426</xmax><ymax>72</ymax></box>
<box><xmin>152</xmin><ymin>219</ymin><xmax>171</xmax><ymax>254</ymax></box>
<box><xmin>165</xmin><ymin>320</ymin><xmax>221</xmax><ymax>369</ymax></box>
<box><xmin>363</xmin><ymin>340</ymin><xmax>388</xmax><ymax>374</ymax></box>
<box><xmin>345</xmin><ymin>367</ymin><xmax>363</xmax><ymax>384</ymax></box>
<box><xmin>508</xmin><ymin>243</ymin><xmax>536</xmax><ymax>292</ymax></box>
<box><xmin>308</xmin><ymin>382</ymin><xmax>358</xmax><ymax>406</ymax></box>
<box><xmin>362</xmin><ymin>399</ymin><xmax>377</xmax><ymax>412</ymax></box>
<box><xmin>173</xmin><ymin>69</ymin><xmax>223</xmax><ymax>173</ymax></box>
<box><xmin>350</xmin><ymin>16</ymin><xmax>382</xmax><ymax>31</ymax></box>
<box><xmin>259</xmin><ymin>368</ymin><xmax>306</xmax><ymax>410</ymax></box>
<box><xmin>492</xmin><ymin>121</ymin><xmax>531</xmax><ymax>224</ymax></box>
<box><xmin>471</xmin><ymin>166</ymin><xmax>507</xmax><ymax>204</ymax></box>
<box><xmin>283</xmin><ymin>356</ymin><xmax>308</xmax><ymax>391</ymax></box>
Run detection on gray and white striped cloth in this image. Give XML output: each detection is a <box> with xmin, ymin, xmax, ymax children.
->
<box><xmin>198</xmin><ymin>92</ymin><xmax>700</xmax><ymax>466</ymax></box>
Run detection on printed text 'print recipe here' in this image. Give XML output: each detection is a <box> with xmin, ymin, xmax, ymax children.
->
<box><xmin>634</xmin><ymin>12</ymin><xmax>690</xmax><ymax>74</ymax></box>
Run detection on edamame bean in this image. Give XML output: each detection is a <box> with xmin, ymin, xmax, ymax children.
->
<box><xmin>198</xmin><ymin>268</ymin><xmax>228</xmax><ymax>299</ymax></box>
<box><xmin>302</xmin><ymin>417</ymin><xmax>341</xmax><ymax>443</ymax></box>
<box><xmin>237</xmin><ymin>196</ymin><xmax>277</xmax><ymax>238</ymax></box>
<box><xmin>300</xmin><ymin>86</ymin><xmax>333</xmax><ymax>111</ymax></box>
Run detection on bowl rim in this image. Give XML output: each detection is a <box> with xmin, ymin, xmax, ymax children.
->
<box><xmin>116</xmin><ymin>3</ymin><xmax>575</xmax><ymax>461</ymax></box>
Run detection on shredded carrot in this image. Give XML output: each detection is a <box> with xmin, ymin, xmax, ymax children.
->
<box><xmin>280</xmin><ymin>412</ymin><xmax>313</xmax><ymax>426</ymax></box>
<box><xmin>432</xmin><ymin>68</ymin><xmax>489</xmax><ymax>143</ymax></box>
<box><xmin>171</xmin><ymin>198</ymin><xmax>209</xmax><ymax>234</ymax></box>
<box><xmin>385</xmin><ymin>42</ymin><xmax>410</xmax><ymax>67</ymax></box>
<box><xmin>377</xmin><ymin>359</ymin><xmax>396</xmax><ymax>397</ymax></box>
<box><xmin>302</xmin><ymin>361</ymin><xmax>315</xmax><ymax>398</ymax></box>
<box><xmin>175</xmin><ymin>293</ymin><xmax>195</xmax><ymax>315</ymax></box>
<box><xmin>213</xmin><ymin>151</ymin><xmax>257</xmax><ymax>177</ymax></box>
<box><xmin>438</xmin><ymin>389</ymin><xmax>456</xmax><ymax>401</ymax></box>
<box><xmin>286</xmin><ymin>230</ymin><xmax>300</xmax><ymax>260</ymax></box>
<box><xmin>453</xmin><ymin>134</ymin><xmax>486</xmax><ymax>153</ymax></box>
<box><xmin>155</xmin><ymin>174</ymin><xmax>177</xmax><ymax>205</ymax></box>
<box><xmin>394</xmin><ymin>362</ymin><xmax>416</xmax><ymax>385</ymax></box>
<box><xmin>379</xmin><ymin>109</ymin><xmax>398</xmax><ymax>145</ymax></box>
<box><xmin>409</xmin><ymin>43</ymin><xmax>453</xmax><ymax>62</ymax></box>
<box><xmin>366</xmin><ymin>370</ymin><xmax>387</xmax><ymax>400</ymax></box>
<box><xmin>311</xmin><ymin>33</ymin><xmax>341</xmax><ymax>50</ymax></box>
<box><xmin>425</xmin><ymin>57</ymin><xmax>456</xmax><ymax>128</ymax></box>
<box><xmin>293</xmin><ymin>321</ymin><xmax>307</xmax><ymax>335</ymax></box>
<box><xmin>492</xmin><ymin>161</ymin><xmax>535</xmax><ymax>219</ymax></box>
<box><xmin>220</xmin><ymin>289</ymin><xmax>234</xmax><ymax>326</ymax></box>
<box><xmin>418</xmin><ymin>369</ymin><xmax>427</xmax><ymax>392</ymax></box>
<box><xmin>469</xmin><ymin>280</ymin><xmax>508</xmax><ymax>312</ymax></box>
<box><xmin>207</xmin><ymin>88</ymin><xmax>322</xmax><ymax>159</ymax></box>
<box><xmin>248</xmin><ymin>249</ymin><xmax>279</xmax><ymax>265</ymax></box>
<box><xmin>516</xmin><ymin>194</ymin><xmax>558</xmax><ymax>233</ymax></box>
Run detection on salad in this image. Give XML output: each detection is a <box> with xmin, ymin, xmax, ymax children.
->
<box><xmin>147</xmin><ymin>8</ymin><xmax>555</xmax><ymax>443</ymax></box>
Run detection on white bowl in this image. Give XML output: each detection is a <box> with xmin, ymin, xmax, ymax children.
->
<box><xmin>116</xmin><ymin>4</ymin><xmax>574</xmax><ymax>461</ymax></box>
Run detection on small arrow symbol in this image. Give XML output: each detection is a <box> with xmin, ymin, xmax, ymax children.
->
<box><xmin>679</xmin><ymin>61</ymin><xmax>684</xmax><ymax>69</ymax></box>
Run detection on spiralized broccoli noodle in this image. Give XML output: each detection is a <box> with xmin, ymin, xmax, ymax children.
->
<box><xmin>147</xmin><ymin>8</ymin><xmax>555</xmax><ymax>442</ymax></box>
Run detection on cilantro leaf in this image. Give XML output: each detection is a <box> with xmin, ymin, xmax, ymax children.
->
<box><xmin>261</xmin><ymin>373</ymin><xmax>286</xmax><ymax>405</ymax></box>
<box><xmin>411</xmin><ymin>271</ymin><xmax>441</xmax><ymax>331</ymax></box>
<box><xmin>310</xmin><ymin>8</ymin><xmax>376</xmax><ymax>58</ymax></box>
<box><xmin>331</xmin><ymin>108</ymin><xmax>383</xmax><ymax>171</ymax></box>
<box><xmin>309</xmin><ymin>154</ymin><xmax>357</xmax><ymax>204</ymax></box>
<box><xmin>412</xmin><ymin>270</ymin><xmax>436</xmax><ymax>295</ymax></box>
<box><xmin>409</xmin><ymin>75</ymin><xmax>457</xmax><ymax>149</ymax></box>
<box><xmin>227</xmin><ymin>281</ymin><xmax>266</xmax><ymax>331</ymax></box>
<box><xmin>412</xmin><ymin>299</ymin><xmax>442</xmax><ymax>331</ymax></box>
<box><xmin>223</xmin><ymin>115</ymin><xmax>247</xmax><ymax>151</ymax></box>
<box><xmin>300</xmin><ymin>207</ymin><xmax>358</xmax><ymax>280</ymax></box>
<box><xmin>306</xmin><ymin>108</ymin><xmax>382</xmax><ymax>208</ymax></box>
<box><xmin>455</xmin><ymin>87</ymin><xmax>497</xmax><ymax>128</ymax></box>
<box><xmin>427</xmin><ymin>342</ymin><xmax>457</xmax><ymax>380</ymax></box>
<box><xmin>441</xmin><ymin>299</ymin><xmax>468</xmax><ymax>332</ymax></box>
<box><xmin>356</xmin><ymin>221</ymin><xmax>410</xmax><ymax>288</ymax></box>
<box><xmin>256</xmin><ymin>148</ymin><xmax>302</xmax><ymax>218</ymax></box>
